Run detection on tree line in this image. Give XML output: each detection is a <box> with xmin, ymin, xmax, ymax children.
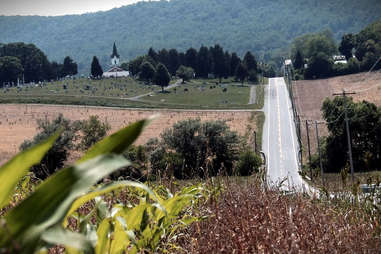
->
<box><xmin>0</xmin><ymin>42</ymin><xmax>78</xmax><ymax>86</ymax></box>
<box><xmin>123</xmin><ymin>45</ymin><xmax>275</xmax><ymax>84</ymax></box>
<box><xmin>291</xmin><ymin>21</ymin><xmax>381</xmax><ymax>79</ymax></box>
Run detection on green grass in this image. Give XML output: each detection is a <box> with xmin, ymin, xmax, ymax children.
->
<box><xmin>140</xmin><ymin>79</ymin><xmax>262</xmax><ymax>109</ymax></box>
<box><xmin>1</xmin><ymin>77</ymin><xmax>157</xmax><ymax>98</ymax></box>
<box><xmin>0</xmin><ymin>77</ymin><xmax>265</xmax><ymax>110</ymax></box>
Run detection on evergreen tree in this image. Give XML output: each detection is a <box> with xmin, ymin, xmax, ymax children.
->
<box><xmin>294</xmin><ymin>50</ymin><xmax>304</xmax><ymax>69</ymax></box>
<box><xmin>196</xmin><ymin>46</ymin><xmax>211</xmax><ymax>78</ymax></box>
<box><xmin>155</xmin><ymin>63</ymin><xmax>171</xmax><ymax>92</ymax></box>
<box><xmin>185</xmin><ymin>48</ymin><xmax>198</xmax><ymax>71</ymax></box>
<box><xmin>243</xmin><ymin>51</ymin><xmax>257</xmax><ymax>71</ymax></box>
<box><xmin>230</xmin><ymin>53</ymin><xmax>241</xmax><ymax>76</ymax></box>
<box><xmin>235</xmin><ymin>63</ymin><xmax>248</xmax><ymax>85</ymax></box>
<box><xmin>139</xmin><ymin>61</ymin><xmax>156</xmax><ymax>83</ymax></box>
<box><xmin>168</xmin><ymin>48</ymin><xmax>180</xmax><ymax>76</ymax></box>
<box><xmin>210</xmin><ymin>44</ymin><xmax>225</xmax><ymax>82</ymax></box>
<box><xmin>224</xmin><ymin>51</ymin><xmax>232</xmax><ymax>78</ymax></box>
<box><xmin>62</xmin><ymin>56</ymin><xmax>78</xmax><ymax>76</ymax></box>
<box><xmin>157</xmin><ymin>49</ymin><xmax>170</xmax><ymax>68</ymax></box>
<box><xmin>148</xmin><ymin>47</ymin><xmax>159</xmax><ymax>63</ymax></box>
<box><xmin>91</xmin><ymin>56</ymin><xmax>103</xmax><ymax>78</ymax></box>
<box><xmin>178</xmin><ymin>52</ymin><xmax>186</xmax><ymax>66</ymax></box>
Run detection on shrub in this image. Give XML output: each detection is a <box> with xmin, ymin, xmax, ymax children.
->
<box><xmin>236</xmin><ymin>150</ymin><xmax>262</xmax><ymax>176</ymax></box>
<box><xmin>159</xmin><ymin>119</ymin><xmax>241</xmax><ymax>179</ymax></box>
<box><xmin>77</xmin><ymin>115</ymin><xmax>111</xmax><ymax>150</ymax></box>
<box><xmin>19</xmin><ymin>114</ymin><xmax>77</xmax><ymax>179</ymax></box>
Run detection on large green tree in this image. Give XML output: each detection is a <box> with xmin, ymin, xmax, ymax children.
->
<box><xmin>235</xmin><ymin>62</ymin><xmax>248</xmax><ymax>85</ymax></box>
<box><xmin>62</xmin><ymin>56</ymin><xmax>78</xmax><ymax>76</ymax></box>
<box><xmin>305</xmin><ymin>52</ymin><xmax>333</xmax><ymax>79</ymax></box>
<box><xmin>320</xmin><ymin>97</ymin><xmax>381</xmax><ymax>172</ymax></box>
<box><xmin>139</xmin><ymin>61</ymin><xmax>156</xmax><ymax>82</ymax></box>
<box><xmin>293</xmin><ymin>50</ymin><xmax>304</xmax><ymax>70</ymax></box>
<box><xmin>155</xmin><ymin>63</ymin><xmax>170</xmax><ymax>92</ymax></box>
<box><xmin>243</xmin><ymin>51</ymin><xmax>257</xmax><ymax>72</ymax></box>
<box><xmin>339</xmin><ymin>34</ymin><xmax>355</xmax><ymax>60</ymax></box>
<box><xmin>176</xmin><ymin>65</ymin><xmax>194</xmax><ymax>83</ymax></box>
<box><xmin>0</xmin><ymin>56</ymin><xmax>24</xmax><ymax>86</ymax></box>
<box><xmin>0</xmin><ymin>42</ymin><xmax>50</xmax><ymax>82</ymax></box>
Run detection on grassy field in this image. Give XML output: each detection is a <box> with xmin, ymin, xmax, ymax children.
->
<box><xmin>1</xmin><ymin>77</ymin><xmax>160</xmax><ymax>98</ymax></box>
<box><xmin>0</xmin><ymin>77</ymin><xmax>265</xmax><ymax>109</ymax></box>
<box><xmin>141</xmin><ymin>79</ymin><xmax>265</xmax><ymax>109</ymax></box>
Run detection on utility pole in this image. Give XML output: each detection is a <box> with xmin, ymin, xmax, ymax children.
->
<box><xmin>333</xmin><ymin>90</ymin><xmax>356</xmax><ymax>184</ymax></box>
<box><xmin>306</xmin><ymin>120</ymin><xmax>312</xmax><ymax>178</ymax></box>
<box><xmin>315</xmin><ymin>121</ymin><xmax>325</xmax><ymax>186</ymax></box>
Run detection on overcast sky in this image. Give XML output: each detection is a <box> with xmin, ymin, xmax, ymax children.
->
<box><xmin>0</xmin><ymin>0</ymin><xmax>150</xmax><ymax>16</ymax></box>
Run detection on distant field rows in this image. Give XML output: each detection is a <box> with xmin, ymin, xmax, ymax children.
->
<box><xmin>0</xmin><ymin>104</ymin><xmax>261</xmax><ymax>165</ymax></box>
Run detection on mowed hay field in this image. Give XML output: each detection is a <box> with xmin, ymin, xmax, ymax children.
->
<box><xmin>293</xmin><ymin>71</ymin><xmax>381</xmax><ymax>157</ymax></box>
<box><xmin>0</xmin><ymin>104</ymin><xmax>259</xmax><ymax>165</ymax></box>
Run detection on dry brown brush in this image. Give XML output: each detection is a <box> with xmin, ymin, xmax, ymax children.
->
<box><xmin>177</xmin><ymin>179</ymin><xmax>381</xmax><ymax>253</ymax></box>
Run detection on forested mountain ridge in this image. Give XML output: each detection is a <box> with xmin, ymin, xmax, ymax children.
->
<box><xmin>1</xmin><ymin>0</ymin><xmax>380</xmax><ymax>74</ymax></box>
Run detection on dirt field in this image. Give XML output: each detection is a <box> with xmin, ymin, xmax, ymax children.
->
<box><xmin>293</xmin><ymin>71</ymin><xmax>381</xmax><ymax>159</ymax></box>
<box><xmin>0</xmin><ymin>104</ymin><xmax>259</xmax><ymax>166</ymax></box>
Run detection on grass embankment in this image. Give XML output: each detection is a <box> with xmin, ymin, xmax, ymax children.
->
<box><xmin>0</xmin><ymin>78</ymin><xmax>265</xmax><ymax>109</ymax></box>
<box><xmin>306</xmin><ymin>170</ymin><xmax>381</xmax><ymax>193</ymax></box>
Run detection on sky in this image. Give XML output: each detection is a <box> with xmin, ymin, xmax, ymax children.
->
<box><xmin>0</xmin><ymin>0</ymin><xmax>150</xmax><ymax>16</ymax></box>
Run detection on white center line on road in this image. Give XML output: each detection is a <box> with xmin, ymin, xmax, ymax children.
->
<box><xmin>276</xmin><ymin>79</ymin><xmax>285</xmax><ymax>176</ymax></box>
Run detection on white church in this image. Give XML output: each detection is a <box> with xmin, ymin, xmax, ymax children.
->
<box><xmin>102</xmin><ymin>42</ymin><xmax>130</xmax><ymax>78</ymax></box>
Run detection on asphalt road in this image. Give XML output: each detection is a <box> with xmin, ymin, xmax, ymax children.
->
<box><xmin>263</xmin><ymin>78</ymin><xmax>308</xmax><ymax>191</ymax></box>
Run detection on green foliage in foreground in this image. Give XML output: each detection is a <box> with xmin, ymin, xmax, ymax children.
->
<box><xmin>0</xmin><ymin>117</ymin><xmax>211</xmax><ymax>253</ymax></box>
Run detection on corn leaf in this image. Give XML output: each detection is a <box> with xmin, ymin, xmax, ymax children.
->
<box><xmin>64</xmin><ymin>180</ymin><xmax>162</xmax><ymax>227</ymax></box>
<box><xmin>41</xmin><ymin>226</ymin><xmax>93</xmax><ymax>253</ymax></box>
<box><xmin>109</xmin><ymin>217</ymin><xmax>130</xmax><ymax>254</ymax></box>
<box><xmin>0</xmin><ymin>154</ymin><xmax>129</xmax><ymax>251</ymax></box>
<box><xmin>95</xmin><ymin>218</ymin><xmax>112</xmax><ymax>254</ymax></box>
<box><xmin>0</xmin><ymin>130</ymin><xmax>61</xmax><ymax>209</ymax></box>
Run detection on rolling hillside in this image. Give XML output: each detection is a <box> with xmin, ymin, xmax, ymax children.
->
<box><xmin>0</xmin><ymin>0</ymin><xmax>380</xmax><ymax>73</ymax></box>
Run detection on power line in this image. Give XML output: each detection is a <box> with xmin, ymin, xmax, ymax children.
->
<box><xmin>332</xmin><ymin>90</ymin><xmax>356</xmax><ymax>185</ymax></box>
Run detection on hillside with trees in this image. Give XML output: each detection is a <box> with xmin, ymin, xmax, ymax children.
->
<box><xmin>292</xmin><ymin>21</ymin><xmax>381</xmax><ymax>79</ymax></box>
<box><xmin>0</xmin><ymin>0</ymin><xmax>380</xmax><ymax>73</ymax></box>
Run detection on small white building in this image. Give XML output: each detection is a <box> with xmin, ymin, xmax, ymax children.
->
<box><xmin>102</xmin><ymin>42</ymin><xmax>129</xmax><ymax>78</ymax></box>
<box><xmin>103</xmin><ymin>66</ymin><xmax>129</xmax><ymax>78</ymax></box>
<box><xmin>333</xmin><ymin>55</ymin><xmax>347</xmax><ymax>65</ymax></box>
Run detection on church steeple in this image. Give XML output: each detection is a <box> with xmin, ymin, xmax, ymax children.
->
<box><xmin>110</xmin><ymin>42</ymin><xmax>120</xmax><ymax>66</ymax></box>
<box><xmin>111</xmin><ymin>42</ymin><xmax>120</xmax><ymax>58</ymax></box>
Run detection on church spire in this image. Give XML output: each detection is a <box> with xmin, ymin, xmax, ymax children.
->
<box><xmin>111</xmin><ymin>42</ymin><xmax>120</xmax><ymax>58</ymax></box>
